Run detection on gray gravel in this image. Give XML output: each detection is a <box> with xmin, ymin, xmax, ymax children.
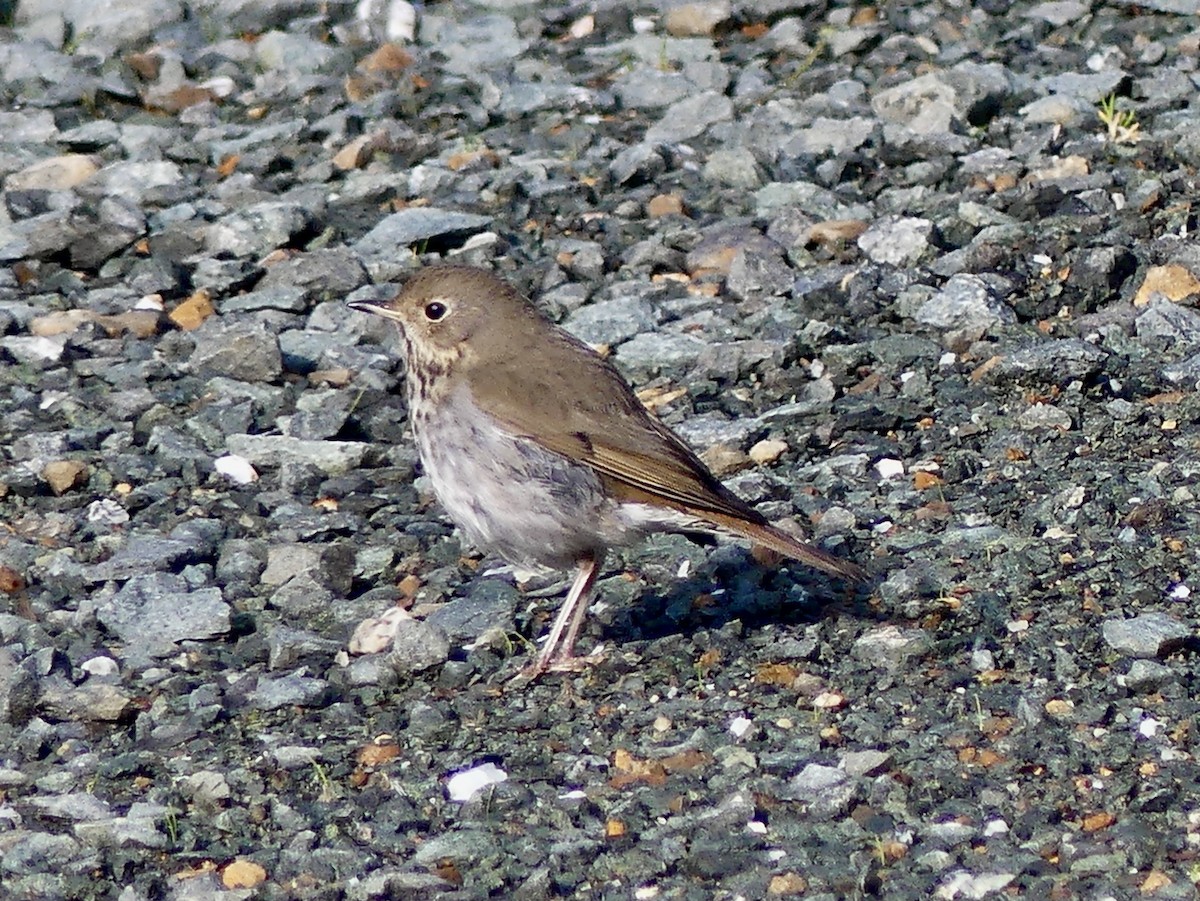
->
<box><xmin>3</xmin><ymin>0</ymin><xmax>1200</xmax><ymax>899</ymax></box>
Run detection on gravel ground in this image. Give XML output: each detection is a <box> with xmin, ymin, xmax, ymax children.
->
<box><xmin>2</xmin><ymin>0</ymin><xmax>1200</xmax><ymax>898</ymax></box>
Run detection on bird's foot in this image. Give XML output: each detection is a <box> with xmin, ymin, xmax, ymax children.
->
<box><xmin>542</xmin><ymin>648</ymin><xmax>607</xmax><ymax>673</ymax></box>
<box><xmin>511</xmin><ymin>644</ymin><xmax>607</xmax><ymax>683</ymax></box>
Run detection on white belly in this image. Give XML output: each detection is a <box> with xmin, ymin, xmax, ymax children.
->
<box><xmin>411</xmin><ymin>386</ymin><xmax>613</xmax><ymax>570</ymax></box>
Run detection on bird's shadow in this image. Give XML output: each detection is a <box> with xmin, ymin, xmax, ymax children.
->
<box><xmin>600</xmin><ymin>548</ymin><xmax>881</xmax><ymax>648</ymax></box>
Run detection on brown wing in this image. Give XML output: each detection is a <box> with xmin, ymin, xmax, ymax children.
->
<box><xmin>469</xmin><ymin>329</ymin><xmax>866</xmax><ymax>582</ymax></box>
<box><xmin>470</xmin><ymin>327</ymin><xmax>758</xmax><ymax>521</ymax></box>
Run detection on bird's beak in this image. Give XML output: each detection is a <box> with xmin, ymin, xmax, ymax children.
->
<box><xmin>346</xmin><ymin>297</ymin><xmax>403</xmax><ymax>322</ymax></box>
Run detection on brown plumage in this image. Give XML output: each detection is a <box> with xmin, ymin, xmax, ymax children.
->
<box><xmin>349</xmin><ymin>265</ymin><xmax>865</xmax><ymax>675</ymax></box>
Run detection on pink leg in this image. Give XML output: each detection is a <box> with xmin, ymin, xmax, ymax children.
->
<box><xmin>528</xmin><ymin>554</ymin><xmax>603</xmax><ymax>675</ymax></box>
<box><xmin>557</xmin><ymin>563</ymin><xmax>599</xmax><ymax>663</ymax></box>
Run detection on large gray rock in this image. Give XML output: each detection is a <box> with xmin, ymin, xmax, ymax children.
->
<box><xmin>188</xmin><ymin>318</ymin><xmax>283</xmax><ymax>382</ymax></box>
<box><xmin>95</xmin><ymin>573</ymin><xmax>231</xmax><ymax>657</ymax></box>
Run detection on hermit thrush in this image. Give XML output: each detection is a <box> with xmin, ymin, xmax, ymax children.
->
<box><xmin>348</xmin><ymin>265</ymin><xmax>865</xmax><ymax>675</ymax></box>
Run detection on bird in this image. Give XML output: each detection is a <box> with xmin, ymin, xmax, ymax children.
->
<box><xmin>347</xmin><ymin>265</ymin><xmax>866</xmax><ymax>676</ymax></box>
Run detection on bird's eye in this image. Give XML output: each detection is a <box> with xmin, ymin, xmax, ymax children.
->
<box><xmin>424</xmin><ymin>301</ymin><xmax>448</xmax><ymax>322</ymax></box>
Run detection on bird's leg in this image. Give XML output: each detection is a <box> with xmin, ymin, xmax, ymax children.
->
<box><xmin>557</xmin><ymin>551</ymin><xmax>605</xmax><ymax>664</ymax></box>
<box><xmin>528</xmin><ymin>553</ymin><xmax>603</xmax><ymax>675</ymax></box>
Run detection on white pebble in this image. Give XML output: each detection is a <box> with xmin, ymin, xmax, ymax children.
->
<box><xmin>568</xmin><ymin>14</ymin><xmax>595</xmax><ymax>39</ymax></box>
<box><xmin>1139</xmin><ymin>717</ymin><xmax>1163</xmax><ymax>739</ymax></box>
<box><xmin>749</xmin><ymin>438</ymin><xmax>788</xmax><ymax>465</ymax></box>
<box><xmin>874</xmin><ymin>458</ymin><xmax>905</xmax><ymax>480</ymax></box>
<box><xmin>81</xmin><ymin>656</ymin><xmax>120</xmax><ymax>677</ymax></box>
<box><xmin>447</xmin><ymin>762</ymin><xmax>508</xmax><ymax>802</ymax></box>
<box><xmin>386</xmin><ymin>0</ymin><xmax>417</xmax><ymax>41</ymax></box>
<box><xmin>348</xmin><ymin>606</ymin><xmax>411</xmax><ymax>655</ymax></box>
<box><xmin>86</xmin><ymin>498</ymin><xmax>130</xmax><ymax>526</ymax></box>
<box><xmin>214</xmin><ymin>454</ymin><xmax>258</xmax><ymax>485</ymax></box>
<box><xmin>198</xmin><ymin>76</ymin><xmax>237</xmax><ymax>99</ymax></box>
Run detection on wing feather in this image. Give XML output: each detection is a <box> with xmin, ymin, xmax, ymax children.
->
<box><xmin>471</xmin><ymin>329</ymin><xmax>758</xmax><ymax>521</ymax></box>
<box><xmin>468</xmin><ymin>325</ymin><xmax>864</xmax><ymax>581</ymax></box>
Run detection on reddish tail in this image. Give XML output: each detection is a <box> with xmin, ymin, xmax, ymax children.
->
<box><xmin>706</xmin><ymin>512</ymin><xmax>868</xmax><ymax>583</ymax></box>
